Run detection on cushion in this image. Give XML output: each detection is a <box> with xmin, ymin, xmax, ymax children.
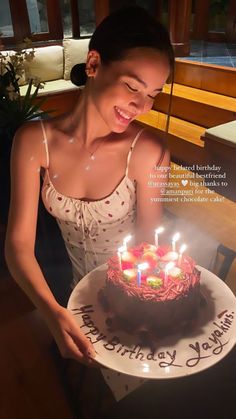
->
<box><xmin>19</xmin><ymin>79</ymin><xmax>79</xmax><ymax>96</ymax></box>
<box><xmin>24</xmin><ymin>45</ymin><xmax>64</xmax><ymax>82</ymax></box>
<box><xmin>63</xmin><ymin>38</ymin><xmax>90</xmax><ymax>80</ymax></box>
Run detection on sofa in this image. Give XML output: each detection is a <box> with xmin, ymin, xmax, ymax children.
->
<box><xmin>7</xmin><ymin>38</ymin><xmax>90</xmax><ymax>97</ymax></box>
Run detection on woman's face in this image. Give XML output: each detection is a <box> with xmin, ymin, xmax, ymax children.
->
<box><xmin>88</xmin><ymin>47</ymin><xmax>170</xmax><ymax>133</ymax></box>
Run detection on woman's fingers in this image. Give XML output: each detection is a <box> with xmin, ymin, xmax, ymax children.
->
<box><xmin>60</xmin><ymin>333</ymin><xmax>94</xmax><ymax>365</ymax></box>
<box><xmin>51</xmin><ymin>307</ymin><xmax>97</xmax><ymax>364</ymax></box>
<box><xmin>72</xmin><ymin>328</ymin><xmax>96</xmax><ymax>359</ymax></box>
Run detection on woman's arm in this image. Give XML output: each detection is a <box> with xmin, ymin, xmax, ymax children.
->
<box><xmin>5</xmin><ymin>122</ymin><xmax>95</xmax><ymax>362</ymax></box>
<box><xmin>132</xmin><ymin>130</ymin><xmax>170</xmax><ymax>244</ymax></box>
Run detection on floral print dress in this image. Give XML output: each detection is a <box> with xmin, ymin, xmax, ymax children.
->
<box><xmin>41</xmin><ymin>121</ymin><xmax>146</xmax><ymax>400</ymax></box>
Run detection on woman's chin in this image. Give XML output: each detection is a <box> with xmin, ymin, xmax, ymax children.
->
<box><xmin>111</xmin><ymin>120</ymin><xmax>133</xmax><ymax>133</ymax></box>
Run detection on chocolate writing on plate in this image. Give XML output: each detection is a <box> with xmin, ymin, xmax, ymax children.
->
<box><xmin>71</xmin><ymin>305</ymin><xmax>235</xmax><ymax>370</ymax></box>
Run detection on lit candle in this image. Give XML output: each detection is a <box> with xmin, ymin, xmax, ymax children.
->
<box><xmin>117</xmin><ymin>246</ymin><xmax>125</xmax><ymax>269</ymax></box>
<box><xmin>137</xmin><ymin>262</ymin><xmax>149</xmax><ymax>286</ymax></box>
<box><xmin>164</xmin><ymin>261</ymin><xmax>175</xmax><ymax>283</ymax></box>
<box><xmin>154</xmin><ymin>226</ymin><xmax>164</xmax><ymax>247</ymax></box>
<box><xmin>123</xmin><ymin>235</ymin><xmax>132</xmax><ymax>251</ymax></box>
<box><xmin>178</xmin><ymin>243</ymin><xmax>187</xmax><ymax>265</ymax></box>
<box><xmin>172</xmin><ymin>232</ymin><xmax>180</xmax><ymax>252</ymax></box>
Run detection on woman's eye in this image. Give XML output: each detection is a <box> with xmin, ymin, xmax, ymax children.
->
<box><xmin>125</xmin><ymin>83</ymin><xmax>138</xmax><ymax>93</ymax></box>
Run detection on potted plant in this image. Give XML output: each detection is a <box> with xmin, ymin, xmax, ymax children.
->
<box><xmin>0</xmin><ymin>37</ymin><xmax>49</xmax><ymax>223</ymax></box>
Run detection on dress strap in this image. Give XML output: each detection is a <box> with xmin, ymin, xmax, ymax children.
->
<box><xmin>125</xmin><ymin>128</ymin><xmax>144</xmax><ymax>177</ymax></box>
<box><xmin>40</xmin><ymin>120</ymin><xmax>50</xmax><ymax>169</ymax></box>
<box><xmin>155</xmin><ymin>144</ymin><xmax>166</xmax><ymax>168</ymax></box>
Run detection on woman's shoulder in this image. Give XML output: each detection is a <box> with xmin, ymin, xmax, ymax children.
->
<box><xmin>12</xmin><ymin>120</ymin><xmax>52</xmax><ymax>168</ymax></box>
<box><xmin>13</xmin><ymin>120</ymin><xmax>45</xmax><ymax>148</ymax></box>
<box><xmin>128</xmin><ymin>121</ymin><xmax>170</xmax><ymax>179</ymax></box>
<box><xmin>15</xmin><ymin>112</ymin><xmax>65</xmax><ymax>141</ymax></box>
<box><xmin>130</xmin><ymin>120</ymin><xmax>163</xmax><ymax>145</ymax></box>
<box><xmin>132</xmin><ymin>121</ymin><xmax>169</xmax><ymax>157</ymax></box>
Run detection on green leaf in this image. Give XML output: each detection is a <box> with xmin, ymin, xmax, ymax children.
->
<box><xmin>21</xmin><ymin>79</ymin><xmax>33</xmax><ymax>112</ymax></box>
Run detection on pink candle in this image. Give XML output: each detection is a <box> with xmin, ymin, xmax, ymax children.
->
<box><xmin>137</xmin><ymin>262</ymin><xmax>149</xmax><ymax>286</ymax></box>
<box><xmin>164</xmin><ymin>261</ymin><xmax>175</xmax><ymax>284</ymax></box>
<box><xmin>178</xmin><ymin>244</ymin><xmax>187</xmax><ymax>265</ymax></box>
<box><xmin>123</xmin><ymin>235</ymin><xmax>132</xmax><ymax>251</ymax></box>
<box><xmin>117</xmin><ymin>246</ymin><xmax>125</xmax><ymax>269</ymax></box>
<box><xmin>172</xmin><ymin>232</ymin><xmax>180</xmax><ymax>252</ymax></box>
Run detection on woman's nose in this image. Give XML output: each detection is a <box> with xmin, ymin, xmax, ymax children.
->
<box><xmin>129</xmin><ymin>96</ymin><xmax>153</xmax><ymax>115</ymax></box>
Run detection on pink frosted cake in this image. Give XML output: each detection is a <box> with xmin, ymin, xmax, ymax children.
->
<box><xmin>98</xmin><ymin>243</ymin><xmax>202</xmax><ymax>338</ymax></box>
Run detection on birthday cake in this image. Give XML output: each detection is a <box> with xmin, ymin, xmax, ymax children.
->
<box><xmin>98</xmin><ymin>242</ymin><xmax>202</xmax><ymax>338</ymax></box>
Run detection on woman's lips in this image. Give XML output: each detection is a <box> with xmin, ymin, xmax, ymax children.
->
<box><xmin>114</xmin><ymin>106</ymin><xmax>135</xmax><ymax>125</ymax></box>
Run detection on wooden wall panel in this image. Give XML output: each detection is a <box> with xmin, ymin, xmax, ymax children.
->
<box><xmin>175</xmin><ymin>60</ymin><xmax>236</xmax><ymax>97</ymax></box>
<box><xmin>169</xmin><ymin>0</ymin><xmax>192</xmax><ymax>56</ymax></box>
<box><xmin>37</xmin><ymin>89</ymin><xmax>80</xmax><ymax>117</ymax></box>
<box><xmin>94</xmin><ymin>0</ymin><xmax>110</xmax><ymax>26</ymax></box>
<box><xmin>154</xmin><ymin>94</ymin><xmax>236</xmax><ymax>128</ymax></box>
<box><xmin>174</xmin><ymin>60</ymin><xmax>202</xmax><ymax>89</ymax></box>
<box><xmin>192</xmin><ymin>0</ymin><xmax>210</xmax><ymax>40</ymax></box>
<box><xmin>201</xmin><ymin>66</ymin><xmax>236</xmax><ymax>98</ymax></box>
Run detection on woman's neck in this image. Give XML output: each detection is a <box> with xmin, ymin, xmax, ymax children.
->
<box><xmin>68</xmin><ymin>86</ymin><xmax>111</xmax><ymax>147</ymax></box>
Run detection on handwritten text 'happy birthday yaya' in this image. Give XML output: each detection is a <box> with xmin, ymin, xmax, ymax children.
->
<box><xmin>72</xmin><ymin>305</ymin><xmax>234</xmax><ymax>368</ymax></box>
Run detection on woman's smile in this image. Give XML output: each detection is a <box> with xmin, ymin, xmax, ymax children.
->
<box><xmin>114</xmin><ymin>106</ymin><xmax>135</xmax><ymax>125</ymax></box>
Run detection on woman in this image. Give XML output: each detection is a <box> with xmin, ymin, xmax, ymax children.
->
<box><xmin>5</xmin><ymin>6</ymin><xmax>174</xmax><ymax>370</ymax></box>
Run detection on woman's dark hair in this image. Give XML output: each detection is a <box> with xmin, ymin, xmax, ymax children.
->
<box><xmin>70</xmin><ymin>63</ymin><xmax>87</xmax><ymax>86</ymax></box>
<box><xmin>71</xmin><ymin>6</ymin><xmax>174</xmax><ymax>87</ymax></box>
<box><xmin>90</xmin><ymin>6</ymin><xmax>174</xmax><ymax>68</ymax></box>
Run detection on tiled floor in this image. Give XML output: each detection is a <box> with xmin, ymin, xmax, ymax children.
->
<box><xmin>178</xmin><ymin>40</ymin><xmax>236</xmax><ymax>68</ymax></box>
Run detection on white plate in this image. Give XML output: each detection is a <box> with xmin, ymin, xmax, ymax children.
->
<box><xmin>68</xmin><ymin>264</ymin><xmax>236</xmax><ymax>379</ymax></box>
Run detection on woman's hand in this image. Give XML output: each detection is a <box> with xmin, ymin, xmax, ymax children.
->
<box><xmin>46</xmin><ymin>306</ymin><xmax>97</xmax><ymax>366</ymax></box>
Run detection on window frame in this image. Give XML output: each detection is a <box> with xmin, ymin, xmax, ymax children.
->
<box><xmin>2</xmin><ymin>0</ymin><xmax>64</xmax><ymax>45</ymax></box>
<box><xmin>1</xmin><ymin>0</ymin><xmax>164</xmax><ymax>47</ymax></box>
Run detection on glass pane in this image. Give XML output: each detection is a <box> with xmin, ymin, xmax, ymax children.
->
<box><xmin>161</xmin><ymin>0</ymin><xmax>169</xmax><ymax>27</ymax></box>
<box><xmin>209</xmin><ymin>0</ymin><xmax>230</xmax><ymax>32</ymax></box>
<box><xmin>26</xmin><ymin>0</ymin><xmax>49</xmax><ymax>34</ymax></box>
<box><xmin>77</xmin><ymin>0</ymin><xmax>95</xmax><ymax>37</ymax></box>
<box><xmin>0</xmin><ymin>0</ymin><xmax>14</xmax><ymax>37</ymax></box>
<box><xmin>60</xmin><ymin>0</ymin><xmax>73</xmax><ymax>38</ymax></box>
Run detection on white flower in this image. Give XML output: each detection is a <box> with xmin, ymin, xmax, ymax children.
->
<box><xmin>6</xmin><ymin>83</ymin><xmax>19</xmax><ymax>101</ymax></box>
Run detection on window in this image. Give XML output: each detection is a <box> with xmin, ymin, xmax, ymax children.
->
<box><xmin>60</xmin><ymin>0</ymin><xmax>73</xmax><ymax>38</ymax></box>
<box><xmin>0</xmin><ymin>0</ymin><xmax>96</xmax><ymax>45</ymax></box>
<box><xmin>0</xmin><ymin>0</ymin><xmax>14</xmax><ymax>37</ymax></box>
<box><xmin>26</xmin><ymin>0</ymin><xmax>49</xmax><ymax>34</ymax></box>
<box><xmin>209</xmin><ymin>0</ymin><xmax>230</xmax><ymax>33</ymax></box>
<box><xmin>77</xmin><ymin>0</ymin><xmax>95</xmax><ymax>37</ymax></box>
<box><xmin>0</xmin><ymin>0</ymin><xmax>64</xmax><ymax>45</ymax></box>
<box><xmin>59</xmin><ymin>0</ymin><xmax>95</xmax><ymax>39</ymax></box>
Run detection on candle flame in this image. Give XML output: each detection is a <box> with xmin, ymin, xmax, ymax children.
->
<box><xmin>172</xmin><ymin>232</ymin><xmax>180</xmax><ymax>242</ymax></box>
<box><xmin>155</xmin><ymin>226</ymin><xmax>164</xmax><ymax>234</ymax></box>
<box><xmin>137</xmin><ymin>262</ymin><xmax>149</xmax><ymax>271</ymax></box>
<box><xmin>123</xmin><ymin>235</ymin><xmax>132</xmax><ymax>244</ymax></box>
<box><xmin>179</xmin><ymin>244</ymin><xmax>187</xmax><ymax>254</ymax></box>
